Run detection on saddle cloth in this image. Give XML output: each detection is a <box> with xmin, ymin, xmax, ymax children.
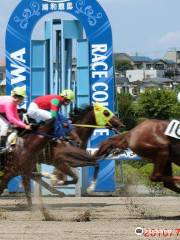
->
<box><xmin>165</xmin><ymin>120</ymin><xmax>180</xmax><ymax>139</ymax></box>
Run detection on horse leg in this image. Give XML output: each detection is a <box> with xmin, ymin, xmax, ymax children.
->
<box><xmin>162</xmin><ymin>161</ymin><xmax>180</xmax><ymax>194</ymax></box>
<box><xmin>150</xmin><ymin>154</ymin><xmax>169</xmax><ymax>182</ymax></box>
<box><xmin>150</xmin><ymin>157</ymin><xmax>180</xmax><ymax>183</ymax></box>
<box><xmin>22</xmin><ymin>176</ymin><xmax>32</xmax><ymax>208</ymax></box>
<box><xmin>53</xmin><ymin>161</ymin><xmax>78</xmax><ymax>185</ymax></box>
<box><xmin>31</xmin><ymin>174</ymin><xmax>65</xmax><ymax>197</ymax></box>
<box><xmin>0</xmin><ymin>173</ymin><xmax>14</xmax><ymax>195</ymax></box>
<box><xmin>87</xmin><ymin>163</ymin><xmax>99</xmax><ymax>194</ymax></box>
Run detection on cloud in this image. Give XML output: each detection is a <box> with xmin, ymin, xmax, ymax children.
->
<box><xmin>159</xmin><ymin>30</ymin><xmax>180</xmax><ymax>44</ymax></box>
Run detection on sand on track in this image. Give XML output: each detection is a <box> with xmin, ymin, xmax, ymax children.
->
<box><xmin>0</xmin><ymin>196</ymin><xmax>180</xmax><ymax>240</ymax></box>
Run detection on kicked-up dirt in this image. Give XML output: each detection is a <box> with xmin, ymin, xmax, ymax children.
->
<box><xmin>0</xmin><ymin>196</ymin><xmax>180</xmax><ymax>240</ymax></box>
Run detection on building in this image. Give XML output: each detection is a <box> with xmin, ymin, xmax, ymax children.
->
<box><xmin>138</xmin><ymin>77</ymin><xmax>173</xmax><ymax>93</ymax></box>
<box><xmin>114</xmin><ymin>52</ymin><xmax>134</xmax><ymax>65</ymax></box>
<box><xmin>114</xmin><ymin>52</ymin><xmax>176</xmax><ymax>73</ymax></box>
<box><xmin>130</xmin><ymin>56</ymin><xmax>153</xmax><ymax>70</ymax></box>
<box><xmin>163</xmin><ymin>50</ymin><xmax>180</xmax><ymax>73</ymax></box>
<box><xmin>126</xmin><ymin>69</ymin><xmax>165</xmax><ymax>82</ymax></box>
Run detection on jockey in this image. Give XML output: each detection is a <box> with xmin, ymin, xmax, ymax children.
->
<box><xmin>27</xmin><ymin>89</ymin><xmax>75</xmax><ymax>120</ymax></box>
<box><xmin>0</xmin><ymin>87</ymin><xmax>32</xmax><ymax>153</ymax></box>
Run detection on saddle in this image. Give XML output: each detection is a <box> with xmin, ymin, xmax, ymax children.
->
<box><xmin>0</xmin><ymin>110</ymin><xmax>37</xmax><ymax>153</ymax></box>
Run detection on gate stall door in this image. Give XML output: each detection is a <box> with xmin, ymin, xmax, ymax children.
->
<box><xmin>76</xmin><ymin>39</ymin><xmax>90</xmax><ymax>194</ymax></box>
<box><xmin>76</xmin><ymin>39</ymin><xmax>90</xmax><ymax>107</ymax></box>
<box><xmin>31</xmin><ymin>40</ymin><xmax>48</xmax><ymax>101</ymax></box>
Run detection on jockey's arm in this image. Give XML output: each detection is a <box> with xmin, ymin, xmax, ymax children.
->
<box><xmin>50</xmin><ymin>99</ymin><xmax>60</xmax><ymax>117</ymax></box>
<box><xmin>4</xmin><ymin>102</ymin><xmax>27</xmax><ymax>128</ymax></box>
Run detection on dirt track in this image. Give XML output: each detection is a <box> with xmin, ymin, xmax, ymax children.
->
<box><xmin>0</xmin><ymin>196</ymin><xmax>180</xmax><ymax>240</ymax></box>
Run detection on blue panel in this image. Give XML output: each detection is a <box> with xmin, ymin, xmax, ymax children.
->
<box><xmin>45</xmin><ymin>20</ymin><xmax>54</xmax><ymax>93</ymax></box>
<box><xmin>31</xmin><ymin>42</ymin><xmax>45</xmax><ymax>68</ymax></box>
<box><xmin>77</xmin><ymin>39</ymin><xmax>90</xmax><ymax>107</ymax></box>
<box><xmin>77</xmin><ymin>96</ymin><xmax>90</xmax><ymax>107</ymax></box>
<box><xmin>89</xmin><ymin>160</ymin><xmax>115</xmax><ymax>191</ymax></box>
<box><xmin>45</xmin><ymin>20</ymin><xmax>53</xmax><ymax>40</ymax></box>
<box><xmin>77</xmin><ymin>69</ymin><xmax>89</xmax><ymax>94</ymax></box>
<box><xmin>31</xmin><ymin>40</ymin><xmax>46</xmax><ymax>100</ymax></box>
<box><xmin>8</xmin><ymin>176</ymin><xmax>33</xmax><ymax>193</ymax></box>
<box><xmin>77</xmin><ymin>40</ymin><xmax>89</xmax><ymax>67</ymax></box>
<box><xmin>31</xmin><ymin>69</ymin><xmax>45</xmax><ymax>95</ymax></box>
<box><xmin>62</xmin><ymin>20</ymin><xmax>83</xmax><ymax>39</ymax></box>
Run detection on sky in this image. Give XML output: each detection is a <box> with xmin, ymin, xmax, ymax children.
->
<box><xmin>1</xmin><ymin>0</ymin><xmax>180</xmax><ymax>59</ymax></box>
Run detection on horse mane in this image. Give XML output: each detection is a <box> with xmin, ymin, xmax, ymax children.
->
<box><xmin>69</xmin><ymin>105</ymin><xmax>94</xmax><ymax>123</ymax></box>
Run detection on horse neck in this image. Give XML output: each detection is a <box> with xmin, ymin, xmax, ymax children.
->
<box><xmin>75</xmin><ymin>111</ymin><xmax>96</xmax><ymax>148</ymax></box>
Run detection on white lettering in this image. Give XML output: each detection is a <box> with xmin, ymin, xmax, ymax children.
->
<box><xmin>11</xmin><ymin>64</ymin><xmax>26</xmax><ymax>84</ymax></box>
<box><xmin>92</xmin><ymin>83</ymin><xmax>108</xmax><ymax>91</ymax></box>
<box><xmin>92</xmin><ymin>44</ymin><xmax>107</xmax><ymax>54</ymax></box>
<box><xmin>10</xmin><ymin>48</ymin><xmax>26</xmax><ymax>63</ymax></box>
<box><xmin>92</xmin><ymin>71</ymin><xmax>108</xmax><ymax>78</ymax></box>
<box><xmin>94</xmin><ymin>129</ymin><xmax>109</xmax><ymax>136</ymax></box>
<box><xmin>92</xmin><ymin>91</ymin><xmax>108</xmax><ymax>102</ymax></box>
<box><xmin>92</xmin><ymin>62</ymin><xmax>108</xmax><ymax>71</ymax></box>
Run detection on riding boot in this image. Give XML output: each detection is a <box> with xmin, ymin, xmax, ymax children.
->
<box><xmin>0</xmin><ymin>136</ymin><xmax>8</xmax><ymax>153</ymax></box>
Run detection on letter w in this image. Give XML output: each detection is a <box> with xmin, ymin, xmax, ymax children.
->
<box><xmin>11</xmin><ymin>64</ymin><xmax>26</xmax><ymax>84</ymax></box>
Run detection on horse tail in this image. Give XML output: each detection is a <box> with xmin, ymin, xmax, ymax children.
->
<box><xmin>95</xmin><ymin>132</ymin><xmax>130</xmax><ymax>158</ymax></box>
<box><xmin>54</xmin><ymin>144</ymin><xmax>98</xmax><ymax>167</ymax></box>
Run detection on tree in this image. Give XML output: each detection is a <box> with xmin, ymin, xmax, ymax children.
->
<box><xmin>115</xmin><ymin>60</ymin><xmax>133</xmax><ymax>72</ymax></box>
<box><xmin>118</xmin><ymin>92</ymin><xmax>137</xmax><ymax>130</ymax></box>
<box><xmin>136</xmin><ymin>87</ymin><xmax>180</xmax><ymax>120</ymax></box>
<box><xmin>165</xmin><ymin>70</ymin><xmax>175</xmax><ymax>78</ymax></box>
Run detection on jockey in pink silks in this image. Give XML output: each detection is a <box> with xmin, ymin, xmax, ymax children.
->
<box><xmin>0</xmin><ymin>87</ymin><xmax>31</xmax><ymax>153</ymax></box>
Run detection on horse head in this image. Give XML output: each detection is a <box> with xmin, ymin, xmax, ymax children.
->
<box><xmin>92</xmin><ymin>102</ymin><xmax>125</xmax><ymax>134</ymax></box>
<box><xmin>54</xmin><ymin>114</ymin><xmax>81</xmax><ymax>146</ymax></box>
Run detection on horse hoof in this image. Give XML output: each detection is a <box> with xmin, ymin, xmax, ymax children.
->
<box><xmin>57</xmin><ymin>180</ymin><xmax>65</xmax><ymax>186</ymax></box>
<box><xmin>86</xmin><ymin>187</ymin><xmax>93</xmax><ymax>194</ymax></box>
<box><xmin>41</xmin><ymin>172</ymin><xmax>51</xmax><ymax>178</ymax></box>
<box><xmin>51</xmin><ymin>180</ymin><xmax>65</xmax><ymax>186</ymax></box>
<box><xmin>51</xmin><ymin>179</ymin><xmax>58</xmax><ymax>185</ymax></box>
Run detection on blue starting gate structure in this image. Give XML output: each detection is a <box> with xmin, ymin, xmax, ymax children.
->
<box><xmin>5</xmin><ymin>0</ymin><xmax>118</xmax><ymax>195</ymax></box>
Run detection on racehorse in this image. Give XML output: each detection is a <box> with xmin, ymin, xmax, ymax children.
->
<box><xmin>95</xmin><ymin>119</ymin><xmax>180</xmax><ymax>194</ymax></box>
<box><xmin>32</xmin><ymin>103</ymin><xmax>124</xmax><ymax>193</ymax></box>
<box><xmin>0</xmin><ymin>117</ymin><xmax>81</xmax><ymax>206</ymax></box>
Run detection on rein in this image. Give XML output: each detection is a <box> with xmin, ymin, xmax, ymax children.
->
<box><xmin>72</xmin><ymin>124</ymin><xmax>108</xmax><ymax>128</ymax></box>
<box><xmin>31</xmin><ymin>130</ymin><xmax>60</xmax><ymax>140</ymax></box>
<box><xmin>18</xmin><ymin>129</ymin><xmax>60</xmax><ymax>139</ymax></box>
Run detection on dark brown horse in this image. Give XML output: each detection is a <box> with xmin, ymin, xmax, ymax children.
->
<box><xmin>96</xmin><ymin>119</ymin><xmax>180</xmax><ymax>194</ymax></box>
<box><xmin>0</xmin><ymin>117</ymin><xmax>81</xmax><ymax>206</ymax></box>
<box><xmin>32</xmin><ymin>104</ymin><xmax>124</xmax><ymax>193</ymax></box>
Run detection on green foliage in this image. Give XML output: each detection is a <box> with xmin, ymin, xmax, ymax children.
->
<box><xmin>116</xmin><ymin>163</ymin><xmax>140</xmax><ymax>187</ymax></box>
<box><xmin>125</xmin><ymin>159</ymin><xmax>147</xmax><ymax>169</ymax></box>
<box><xmin>115</xmin><ymin>60</ymin><xmax>133</xmax><ymax>72</ymax></box>
<box><xmin>139</xmin><ymin>164</ymin><xmax>165</xmax><ymax>195</ymax></box>
<box><xmin>118</xmin><ymin>92</ymin><xmax>137</xmax><ymax>130</ymax></box>
<box><xmin>165</xmin><ymin>70</ymin><xmax>175</xmax><ymax>78</ymax></box>
<box><xmin>139</xmin><ymin>163</ymin><xmax>180</xmax><ymax>195</ymax></box>
<box><xmin>136</xmin><ymin>117</ymin><xmax>148</xmax><ymax>125</ymax></box>
<box><xmin>136</xmin><ymin>87</ymin><xmax>180</xmax><ymax>120</ymax></box>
